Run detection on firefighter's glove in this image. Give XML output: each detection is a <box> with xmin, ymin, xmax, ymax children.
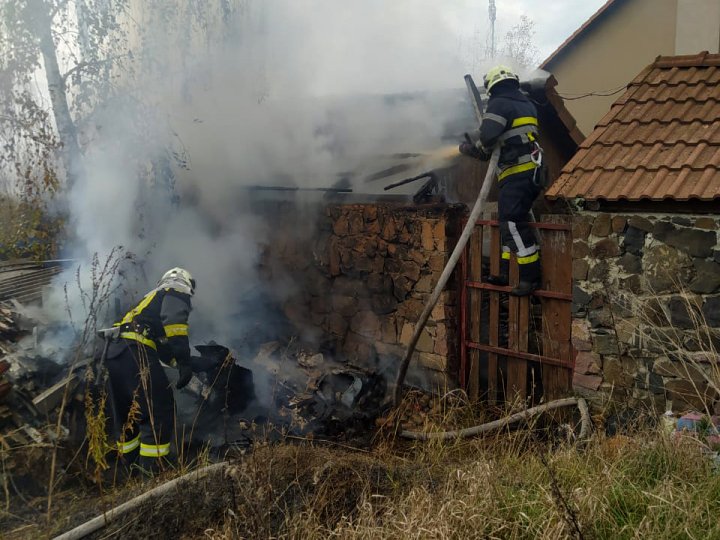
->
<box><xmin>459</xmin><ymin>142</ymin><xmax>492</xmax><ymax>161</ymax></box>
<box><xmin>477</xmin><ymin>146</ymin><xmax>492</xmax><ymax>161</ymax></box>
<box><xmin>175</xmin><ymin>362</ymin><xmax>193</xmax><ymax>390</ymax></box>
<box><xmin>459</xmin><ymin>141</ymin><xmax>480</xmax><ymax>158</ymax></box>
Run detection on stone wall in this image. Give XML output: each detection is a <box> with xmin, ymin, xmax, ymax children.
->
<box><xmin>571</xmin><ymin>211</ymin><xmax>720</xmax><ymax>412</ymax></box>
<box><xmin>259</xmin><ymin>201</ymin><xmax>465</xmax><ymax>390</ymax></box>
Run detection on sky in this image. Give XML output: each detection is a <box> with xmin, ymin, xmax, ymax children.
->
<box><xmin>259</xmin><ymin>0</ymin><xmax>611</xmax><ymax>96</ymax></box>
<box><xmin>446</xmin><ymin>0</ymin><xmax>609</xmax><ymax>66</ymax></box>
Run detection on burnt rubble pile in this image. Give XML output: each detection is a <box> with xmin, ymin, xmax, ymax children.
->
<box><xmin>0</xmin><ymin>303</ymin><xmax>18</xmax><ymax>403</ymax></box>
<box><xmin>0</xmin><ymin>302</ymin><xmax>20</xmax><ymax>359</ymax></box>
<box><xmin>0</xmin><ymin>302</ymin><xmax>74</xmax><ymax>448</ymax></box>
<box><xmin>0</xmin><ymin>298</ymin><xmax>390</xmax><ymax>459</ymax></box>
<box><xmin>269</xmin><ymin>341</ymin><xmax>387</xmax><ymax>437</ymax></box>
<box><xmin>185</xmin><ymin>338</ymin><xmax>388</xmax><ymax>449</ymax></box>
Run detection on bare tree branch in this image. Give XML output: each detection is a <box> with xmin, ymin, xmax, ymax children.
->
<box><xmin>503</xmin><ymin>15</ymin><xmax>540</xmax><ymax>69</ymax></box>
<box><xmin>61</xmin><ymin>55</ymin><xmax>125</xmax><ymax>85</ymax></box>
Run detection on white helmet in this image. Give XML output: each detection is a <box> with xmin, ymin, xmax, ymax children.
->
<box><xmin>158</xmin><ymin>267</ymin><xmax>195</xmax><ymax>296</ymax></box>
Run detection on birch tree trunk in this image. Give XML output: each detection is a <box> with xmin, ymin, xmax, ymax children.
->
<box><xmin>29</xmin><ymin>0</ymin><xmax>83</xmax><ymax>189</ymax></box>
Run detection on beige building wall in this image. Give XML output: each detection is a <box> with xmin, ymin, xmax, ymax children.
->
<box><xmin>675</xmin><ymin>0</ymin><xmax>720</xmax><ymax>54</ymax></box>
<box><xmin>545</xmin><ymin>0</ymin><xmax>678</xmax><ymax>137</ymax></box>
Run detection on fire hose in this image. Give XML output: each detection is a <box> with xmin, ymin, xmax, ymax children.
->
<box><xmin>388</xmin><ymin>152</ymin><xmax>593</xmax><ymax>442</ymax></box>
<box><xmin>399</xmin><ymin>396</ymin><xmax>592</xmax><ymax>441</ymax></box>
<box><xmin>392</xmin><ymin>146</ymin><xmax>500</xmax><ymax>406</ymax></box>
<box><xmin>392</xmin><ymin>73</ymin><xmax>498</xmax><ymax>406</ymax></box>
<box><xmin>52</xmin><ymin>462</ymin><xmax>228</xmax><ymax>540</ymax></box>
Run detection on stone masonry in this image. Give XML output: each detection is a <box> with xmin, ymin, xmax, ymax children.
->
<box><xmin>259</xmin><ymin>202</ymin><xmax>465</xmax><ymax>391</ymax></box>
<box><xmin>571</xmin><ymin>211</ymin><xmax>720</xmax><ymax>413</ymax></box>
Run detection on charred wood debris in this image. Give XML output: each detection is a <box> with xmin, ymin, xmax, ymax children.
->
<box><xmin>0</xmin><ymin>294</ymin><xmax>393</xmax><ymax>465</ymax></box>
<box><xmin>0</xmin><ymin>301</ymin><xmax>62</xmax><ymax>449</ymax></box>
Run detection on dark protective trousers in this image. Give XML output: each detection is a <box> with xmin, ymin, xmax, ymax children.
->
<box><xmin>105</xmin><ymin>342</ymin><xmax>174</xmax><ymax>469</ymax></box>
<box><xmin>497</xmin><ymin>170</ymin><xmax>542</xmax><ymax>283</ymax></box>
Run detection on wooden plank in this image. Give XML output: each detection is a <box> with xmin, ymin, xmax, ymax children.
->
<box><xmin>541</xmin><ymin>215</ymin><xmax>573</xmax><ymax>401</ymax></box>
<box><xmin>468</xmin><ymin>224</ymin><xmax>482</xmax><ymax>401</ymax></box>
<box><xmin>506</xmin><ymin>254</ymin><xmax>527</xmax><ymax>403</ymax></box>
<box><xmin>478</xmin><ymin>226</ymin><xmax>485</xmax><ymax>398</ymax></box>
<box><xmin>466</xmin><ymin>342</ymin><xmax>573</xmax><ymax>369</ymax></box>
<box><xmin>464</xmin><ymin>281</ymin><xmax>571</xmax><ymax>301</ymax></box>
<box><xmin>519</xmin><ymin>292</ymin><xmax>531</xmax><ymax>403</ymax></box>
<box><xmin>519</xmin><ymin>295</ymin><xmax>530</xmax><ymax>353</ymax></box>
<box><xmin>33</xmin><ymin>374</ymin><xmax>78</xmax><ymax>415</ymax></box>
<box><xmin>487</xmin><ymin>225</ymin><xmax>500</xmax><ymax>404</ymax></box>
<box><xmin>458</xmin><ymin>237</ymin><xmax>469</xmax><ymax>390</ymax></box>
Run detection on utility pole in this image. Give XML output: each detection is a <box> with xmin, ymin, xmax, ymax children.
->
<box><xmin>488</xmin><ymin>0</ymin><xmax>497</xmax><ymax>59</ymax></box>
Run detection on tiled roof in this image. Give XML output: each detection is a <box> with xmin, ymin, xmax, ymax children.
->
<box><xmin>546</xmin><ymin>52</ymin><xmax>720</xmax><ymax>202</ymax></box>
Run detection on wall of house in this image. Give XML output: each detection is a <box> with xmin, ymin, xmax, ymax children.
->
<box><xmin>571</xmin><ymin>210</ymin><xmax>720</xmax><ymax>413</ymax></box>
<box><xmin>257</xmin><ymin>201</ymin><xmax>464</xmax><ymax>391</ymax></box>
<box><xmin>545</xmin><ymin>0</ymin><xmax>677</xmax><ymax>136</ymax></box>
<box><xmin>675</xmin><ymin>0</ymin><xmax>720</xmax><ymax>54</ymax></box>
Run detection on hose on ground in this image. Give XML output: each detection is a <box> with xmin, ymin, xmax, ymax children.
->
<box><xmin>53</xmin><ymin>462</ymin><xmax>228</xmax><ymax>540</ymax></box>
<box><xmin>399</xmin><ymin>397</ymin><xmax>593</xmax><ymax>441</ymax></box>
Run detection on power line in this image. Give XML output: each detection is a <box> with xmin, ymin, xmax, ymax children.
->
<box><xmin>557</xmin><ymin>84</ymin><xmax>627</xmax><ymax>101</ymax></box>
<box><xmin>528</xmin><ymin>83</ymin><xmax>627</xmax><ymax>108</ymax></box>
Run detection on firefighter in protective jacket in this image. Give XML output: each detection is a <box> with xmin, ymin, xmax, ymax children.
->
<box><xmin>105</xmin><ymin>267</ymin><xmax>195</xmax><ymax>472</ymax></box>
<box><xmin>460</xmin><ymin>65</ymin><xmax>543</xmax><ymax>296</ymax></box>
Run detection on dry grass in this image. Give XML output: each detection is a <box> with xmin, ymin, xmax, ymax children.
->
<box><xmin>5</xmin><ymin>418</ymin><xmax>720</xmax><ymax>540</ymax></box>
<box><xmin>216</xmin><ymin>433</ymin><xmax>719</xmax><ymax>540</ymax></box>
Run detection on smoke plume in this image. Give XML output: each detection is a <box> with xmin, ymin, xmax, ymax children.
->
<box><xmin>45</xmin><ymin>0</ymin><xmax>471</xmax><ymax>349</ymax></box>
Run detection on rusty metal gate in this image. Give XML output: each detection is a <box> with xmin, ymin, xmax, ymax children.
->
<box><xmin>458</xmin><ymin>216</ymin><xmax>573</xmax><ymax>404</ymax></box>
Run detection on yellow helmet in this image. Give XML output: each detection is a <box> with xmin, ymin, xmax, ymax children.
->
<box><xmin>158</xmin><ymin>267</ymin><xmax>195</xmax><ymax>295</ymax></box>
<box><xmin>483</xmin><ymin>65</ymin><xmax>520</xmax><ymax>93</ymax></box>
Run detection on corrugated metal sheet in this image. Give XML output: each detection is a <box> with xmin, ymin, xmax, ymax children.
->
<box><xmin>547</xmin><ymin>52</ymin><xmax>720</xmax><ymax>201</ymax></box>
<box><xmin>0</xmin><ymin>261</ymin><xmax>69</xmax><ymax>305</ymax></box>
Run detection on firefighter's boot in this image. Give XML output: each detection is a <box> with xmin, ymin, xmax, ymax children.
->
<box><xmin>486</xmin><ymin>257</ymin><xmax>510</xmax><ymax>286</ymax></box>
<box><xmin>511</xmin><ymin>259</ymin><xmax>541</xmax><ymax>297</ymax></box>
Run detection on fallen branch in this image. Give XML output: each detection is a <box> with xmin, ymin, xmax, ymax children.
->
<box><xmin>399</xmin><ymin>397</ymin><xmax>593</xmax><ymax>441</ymax></box>
<box><xmin>52</xmin><ymin>462</ymin><xmax>227</xmax><ymax>540</ymax></box>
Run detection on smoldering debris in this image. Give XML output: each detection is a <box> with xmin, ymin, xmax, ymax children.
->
<box><xmin>274</xmin><ymin>351</ymin><xmax>387</xmax><ymax>439</ymax></box>
<box><xmin>0</xmin><ymin>301</ymin><xmax>77</xmax><ymax>449</ymax></box>
<box><xmin>0</xmin><ymin>284</ymin><xmax>390</xmax><ymax>463</ymax></box>
<box><xmin>0</xmin><ymin>302</ymin><xmax>19</xmax><ymax>358</ymax></box>
<box><xmin>177</xmin><ymin>337</ymin><xmax>388</xmax><ymax>453</ymax></box>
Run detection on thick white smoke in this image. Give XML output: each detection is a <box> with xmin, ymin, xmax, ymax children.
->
<box><xmin>45</xmin><ymin>0</ymin><xmax>472</xmax><ymax>348</ymax></box>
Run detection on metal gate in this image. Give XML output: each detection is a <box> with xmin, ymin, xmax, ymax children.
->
<box><xmin>458</xmin><ymin>216</ymin><xmax>573</xmax><ymax>404</ymax></box>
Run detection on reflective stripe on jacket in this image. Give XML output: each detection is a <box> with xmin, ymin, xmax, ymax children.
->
<box><xmin>114</xmin><ymin>287</ymin><xmax>192</xmax><ymax>366</ymax></box>
<box><xmin>478</xmin><ymin>85</ymin><xmax>540</xmax><ymax>181</ymax></box>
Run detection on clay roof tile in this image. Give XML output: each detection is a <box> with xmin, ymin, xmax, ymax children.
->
<box><xmin>546</xmin><ymin>54</ymin><xmax>720</xmax><ymax>201</ymax></box>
